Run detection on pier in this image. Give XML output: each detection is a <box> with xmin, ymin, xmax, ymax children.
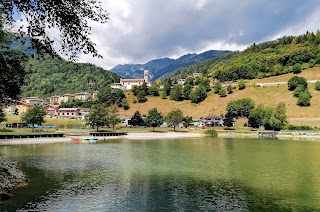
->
<box><xmin>0</xmin><ymin>133</ymin><xmax>65</xmax><ymax>139</ymax></box>
<box><xmin>89</xmin><ymin>132</ymin><xmax>128</xmax><ymax>137</ymax></box>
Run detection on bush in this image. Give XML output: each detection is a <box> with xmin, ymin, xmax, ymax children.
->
<box><xmin>204</xmin><ymin>129</ymin><xmax>218</xmax><ymax>137</ymax></box>
<box><xmin>219</xmin><ymin>87</ymin><xmax>227</xmax><ymax>97</ymax></box>
<box><xmin>238</xmin><ymin>79</ymin><xmax>246</xmax><ymax>90</ymax></box>
<box><xmin>287</xmin><ymin>124</ymin><xmax>314</xmax><ymax>130</ymax></box>
<box><xmin>297</xmin><ymin>91</ymin><xmax>311</xmax><ymax>106</ymax></box>
<box><xmin>293</xmin><ymin>85</ymin><xmax>306</xmax><ymax>97</ymax></box>
<box><xmin>315</xmin><ymin>81</ymin><xmax>320</xmax><ymax>91</ymax></box>
<box><xmin>227</xmin><ymin>85</ymin><xmax>233</xmax><ymax>94</ymax></box>
<box><xmin>288</xmin><ymin>76</ymin><xmax>307</xmax><ymax>91</ymax></box>
<box><xmin>292</xmin><ymin>63</ymin><xmax>302</xmax><ymax>74</ymax></box>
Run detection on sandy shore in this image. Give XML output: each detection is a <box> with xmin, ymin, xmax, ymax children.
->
<box><xmin>0</xmin><ymin>132</ymin><xmax>205</xmax><ymax>145</ymax></box>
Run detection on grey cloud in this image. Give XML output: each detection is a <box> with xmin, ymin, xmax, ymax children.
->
<box><xmin>81</xmin><ymin>0</ymin><xmax>320</xmax><ymax>69</ymax></box>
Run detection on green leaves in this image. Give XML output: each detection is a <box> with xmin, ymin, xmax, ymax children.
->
<box><xmin>145</xmin><ymin>108</ymin><xmax>164</xmax><ymax>131</ymax></box>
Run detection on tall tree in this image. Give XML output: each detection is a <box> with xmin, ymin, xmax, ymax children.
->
<box><xmin>108</xmin><ymin>106</ymin><xmax>121</xmax><ymax>132</ymax></box>
<box><xmin>86</xmin><ymin>106</ymin><xmax>108</xmax><ymax>131</ymax></box>
<box><xmin>183</xmin><ymin>84</ymin><xmax>192</xmax><ymax>100</ymax></box>
<box><xmin>0</xmin><ymin>108</ymin><xmax>6</xmax><ymax>123</ymax></box>
<box><xmin>145</xmin><ymin>108</ymin><xmax>164</xmax><ymax>132</ymax></box>
<box><xmin>170</xmin><ymin>85</ymin><xmax>183</xmax><ymax>101</ymax></box>
<box><xmin>130</xmin><ymin>111</ymin><xmax>143</xmax><ymax>126</ymax></box>
<box><xmin>166</xmin><ymin>109</ymin><xmax>184</xmax><ymax>132</ymax></box>
<box><xmin>190</xmin><ymin>85</ymin><xmax>207</xmax><ymax>103</ymax></box>
<box><xmin>21</xmin><ymin>105</ymin><xmax>46</xmax><ymax>131</ymax></box>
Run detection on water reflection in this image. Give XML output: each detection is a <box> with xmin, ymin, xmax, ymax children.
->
<box><xmin>0</xmin><ymin>138</ymin><xmax>320</xmax><ymax>211</ymax></box>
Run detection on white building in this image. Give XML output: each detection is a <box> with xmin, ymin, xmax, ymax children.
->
<box><xmin>119</xmin><ymin>70</ymin><xmax>150</xmax><ymax>90</ymax></box>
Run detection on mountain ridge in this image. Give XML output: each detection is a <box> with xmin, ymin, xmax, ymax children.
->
<box><xmin>111</xmin><ymin>50</ymin><xmax>231</xmax><ymax>81</ymax></box>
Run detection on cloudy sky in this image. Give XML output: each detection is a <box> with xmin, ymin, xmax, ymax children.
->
<box><xmin>75</xmin><ymin>0</ymin><xmax>320</xmax><ymax>69</ymax></box>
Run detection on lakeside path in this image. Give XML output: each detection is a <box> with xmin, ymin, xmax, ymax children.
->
<box><xmin>0</xmin><ymin>132</ymin><xmax>205</xmax><ymax>145</ymax></box>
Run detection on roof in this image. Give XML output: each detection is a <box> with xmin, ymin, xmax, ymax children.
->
<box><xmin>202</xmin><ymin>114</ymin><xmax>222</xmax><ymax>119</ymax></box>
<box><xmin>120</xmin><ymin>78</ymin><xmax>145</xmax><ymax>82</ymax></box>
<box><xmin>58</xmin><ymin>108</ymin><xmax>80</xmax><ymax>111</ymax></box>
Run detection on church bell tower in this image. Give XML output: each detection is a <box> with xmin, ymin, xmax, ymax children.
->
<box><xmin>144</xmin><ymin>70</ymin><xmax>149</xmax><ymax>82</ymax></box>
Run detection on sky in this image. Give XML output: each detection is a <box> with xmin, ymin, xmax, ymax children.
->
<box><xmin>17</xmin><ymin>0</ymin><xmax>320</xmax><ymax>70</ymax></box>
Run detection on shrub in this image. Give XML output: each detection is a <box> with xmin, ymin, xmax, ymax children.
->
<box><xmin>292</xmin><ymin>63</ymin><xmax>302</xmax><ymax>74</ymax></box>
<box><xmin>204</xmin><ymin>129</ymin><xmax>218</xmax><ymax>137</ymax></box>
<box><xmin>293</xmin><ymin>85</ymin><xmax>306</xmax><ymax>97</ymax></box>
<box><xmin>227</xmin><ymin>84</ymin><xmax>233</xmax><ymax>94</ymax></box>
<box><xmin>219</xmin><ymin>87</ymin><xmax>227</xmax><ymax>97</ymax></box>
<box><xmin>315</xmin><ymin>81</ymin><xmax>320</xmax><ymax>91</ymax></box>
<box><xmin>297</xmin><ymin>91</ymin><xmax>311</xmax><ymax>106</ymax></box>
<box><xmin>238</xmin><ymin>79</ymin><xmax>246</xmax><ymax>90</ymax></box>
<box><xmin>288</xmin><ymin>76</ymin><xmax>307</xmax><ymax>91</ymax></box>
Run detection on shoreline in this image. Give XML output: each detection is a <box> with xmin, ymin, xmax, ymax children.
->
<box><xmin>0</xmin><ymin>132</ymin><xmax>205</xmax><ymax>145</ymax></box>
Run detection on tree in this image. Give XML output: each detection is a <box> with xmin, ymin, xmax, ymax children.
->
<box><xmin>190</xmin><ymin>85</ymin><xmax>207</xmax><ymax>103</ymax></box>
<box><xmin>130</xmin><ymin>111</ymin><xmax>143</xmax><ymax>126</ymax></box>
<box><xmin>183</xmin><ymin>84</ymin><xmax>192</xmax><ymax>100</ymax></box>
<box><xmin>288</xmin><ymin>76</ymin><xmax>307</xmax><ymax>91</ymax></box>
<box><xmin>137</xmin><ymin>90</ymin><xmax>148</xmax><ymax>103</ymax></box>
<box><xmin>108</xmin><ymin>106</ymin><xmax>121</xmax><ymax>132</ymax></box>
<box><xmin>148</xmin><ymin>85</ymin><xmax>159</xmax><ymax>96</ymax></box>
<box><xmin>270</xmin><ymin>102</ymin><xmax>288</xmax><ymax>131</ymax></box>
<box><xmin>226</xmin><ymin>98</ymin><xmax>255</xmax><ymax>118</ymax></box>
<box><xmin>86</xmin><ymin>106</ymin><xmax>108</xmax><ymax>131</ymax></box>
<box><xmin>238</xmin><ymin>79</ymin><xmax>246</xmax><ymax>90</ymax></box>
<box><xmin>163</xmin><ymin>83</ymin><xmax>172</xmax><ymax>96</ymax></box>
<box><xmin>213</xmin><ymin>81</ymin><xmax>222</xmax><ymax>93</ymax></box>
<box><xmin>293</xmin><ymin>84</ymin><xmax>306</xmax><ymax>97</ymax></box>
<box><xmin>166</xmin><ymin>109</ymin><xmax>184</xmax><ymax>132</ymax></box>
<box><xmin>14</xmin><ymin>108</ymin><xmax>19</xmax><ymax>115</ymax></box>
<box><xmin>145</xmin><ymin>108</ymin><xmax>164</xmax><ymax>132</ymax></box>
<box><xmin>184</xmin><ymin>77</ymin><xmax>194</xmax><ymax>86</ymax></box>
<box><xmin>97</xmin><ymin>87</ymin><xmax>125</xmax><ymax>107</ymax></box>
<box><xmin>183</xmin><ymin>116</ymin><xmax>193</xmax><ymax>128</ymax></box>
<box><xmin>120</xmin><ymin>99</ymin><xmax>130</xmax><ymax>110</ymax></box>
<box><xmin>160</xmin><ymin>91</ymin><xmax>167</xmax><ymax>99</ymax></box>
<box><xmin>227</xmin><ymin>85</ymin><xmax>233</xmax><ymax>94</ymax></box>
<box><xmin>0</xmin><ymin>108</ymin><xmax>7</xmax><ymax>123</ymax></box>
<box><xmin>223</xmin><ymin>113</ymin><xmax>234</xmax><ymax>129</ymax></box>
<box><xmin>170</xmin><ymin>85</ymin><xmax>183</xmax><ymax>101</ymax></box>
<box><xmin>2</xmin><ymin>0</ymin><xmax>109</xmax><ymax>60</ymax></box>
<box><xmin>248</xmin><ymin>105</ymin><xmax>267</xmax><ymax>128</ymax></box>
<box><xmin>21</xmin><ymin>105</ymin><xmax>46</xmax><ymax>131</ymax></box>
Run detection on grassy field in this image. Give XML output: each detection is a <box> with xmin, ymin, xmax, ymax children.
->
<box><xmin>117</xmin><ymin>68</ymin><xmax>320</xmax><ymax>127</ymax></box>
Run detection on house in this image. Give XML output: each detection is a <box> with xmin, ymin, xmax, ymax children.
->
<box><xmin>91</xmin><ymin>91</ymin><xmax>98</xmax><ymax>99</ymax></box>
<box><xmin>58</xmin><ymin>94</ymin><xmax>75</xmax><ymax>104</ymax></box>
<box><xmin>57</xmin><ymin>108</ymin><xmax>81</xmax><ymax>117</ymax></box>
<box><xmin>44</xmin><ymin>105</ymin><xmax>61</xmax><ymax>116</ymax></box>
<box><xmin>110</xmin><ymin>83</ymin><xmax>126</xmax><ymax>90</ymax></box>
<box><xmin>177</xmin><ymin>79</ymin><xmax>186</xmax><ymax>85</ymax></box>
<box><xmin>50</xmin><ymin>96</ymin><xmax>60</xmax><ymax>104</ymax></box>
<box><xmin>119</xmin><ymin>70</ymin><xmax>151</xmax><ymax>90</ymax></box>
<box><xmin>200</xmin><ymin>114</ymin><xmax>224</xmax><ymax>127</ymax></box>
<box><xmin>192</xmin><ymin>73</ymin><xmax>203</xmax><ymax>78</ymax></box>
<box><xmin>22</xmin><ymin>97</ymin><xmax>44</xmax><ymax>105</ymax></box>
<box><xmin>74</xmin><ymin>92</ymin><xmax>91</xmax><ymax>101</ymax></box>
<box><xmin>4</xmin><ymin>102</ymin><xmax>33</xmax><ymax>114</ymax></box>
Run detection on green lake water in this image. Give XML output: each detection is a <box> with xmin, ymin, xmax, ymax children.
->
<box><xmin>1</xmin><ymin>137</ymin><xmax>320</xmax><ymax>211</ymax></box>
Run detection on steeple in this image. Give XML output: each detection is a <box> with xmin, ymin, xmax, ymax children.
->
<box><xmin>144</xmin><ymin>70</ymin><xmax>149</xmax><ymax>82</ymax></box>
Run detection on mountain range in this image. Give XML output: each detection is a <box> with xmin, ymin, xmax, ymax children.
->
<box><xmin>111</xmin><ymin>50</ymin><xmax>231</xmax><ymax>81</ymax></box>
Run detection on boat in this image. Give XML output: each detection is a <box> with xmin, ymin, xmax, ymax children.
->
<box><xmin>71</xmin><ymin>137</ymin><xmax>81</xmax><ymax>142</ymax></box>
<box><xmin>80</xmin><ymin>137</ymin><xmax>98</xmax><ymax>143</ymax></box>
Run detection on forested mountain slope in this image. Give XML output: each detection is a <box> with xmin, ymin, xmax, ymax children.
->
<box><xmin>21</xmin><ymin>56</ymin><xmax>120</xmax><ymax>97</ymax></box>
<box><xmin>210</xmin><ymin>31</ymin><xmax>320</xmax><ymax>82</ymax></box>
<box><xmin>111</xmin><ymin>50</ymin><xmax>231</xmax><ymax>81</ymax></box>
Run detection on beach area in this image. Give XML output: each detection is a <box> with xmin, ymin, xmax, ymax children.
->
<box><xmin>0</xmin><ymin>132</ymin><xmax>205</xmax><ymax>145</ymax></box>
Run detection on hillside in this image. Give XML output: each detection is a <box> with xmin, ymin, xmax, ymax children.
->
<box><xmin>209</xmin><ymin>32</ymin><xmax>320</xmax><ymax>82</ymax></box>
<box><xmin>111</xmin><ymin>50</ymin><xmax>231</xmax><ymax>81</ymax></box>
<box><xmin>118</xmin><ymin>68</ymin><xmax>320</xmax><ymax>127</ymax></box>
<box><xmin>21</xmin><ymin>56</ymin><xmax>120</xmax><ymax>97</ymax></box>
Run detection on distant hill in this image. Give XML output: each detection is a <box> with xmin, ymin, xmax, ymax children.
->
<box><xmin>111</xmin><ymin>50</ymin><xmax>231</xmax><ymax>81</ymax></box>
<box><xmin>21</xmin><ymin>56</ymin><xmax>120</xmax><ymax>97</ymax></box>
<box><xmin>209</xmin><ymin>31</ymin><xmax>320</xmax><ymax>82</ymax></box>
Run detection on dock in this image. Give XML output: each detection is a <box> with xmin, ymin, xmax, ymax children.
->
<box><xmin>0</xmin><ymin>133</ymin><xmax>65</xmax><ymax>139</ymax></box>
<box><xmin>89</xmin><ymin>132</ymin><xmax>128</xmax><ymax>137</ymax></box>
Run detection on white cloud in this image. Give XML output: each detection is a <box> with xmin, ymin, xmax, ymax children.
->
<box><xmin>13</xmin><ymin>1</ymin><xmax>320</xmax><ymax>70</ymax></box>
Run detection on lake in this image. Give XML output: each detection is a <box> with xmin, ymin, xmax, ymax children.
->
<box><xmin>1</xmin><ymin>137</ymin><xmax>320</xmax><ymax>211</ymax></box>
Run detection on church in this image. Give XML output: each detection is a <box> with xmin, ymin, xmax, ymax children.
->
<box><xmin>111</xmin><ymin>70</ymin><xmax>150</xmax><ymax>90</ymax></box>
